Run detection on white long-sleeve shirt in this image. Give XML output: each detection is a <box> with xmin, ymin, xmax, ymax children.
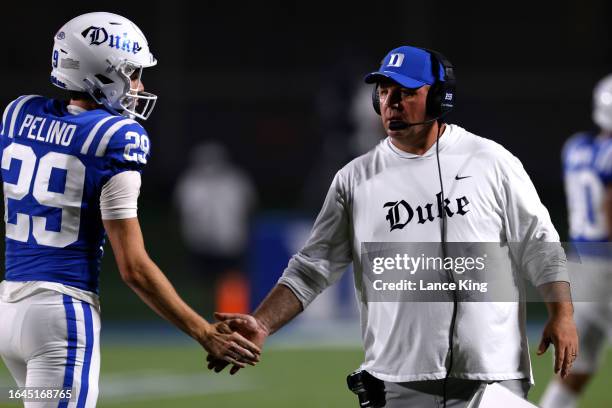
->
<box><xmin>279</xmin><ymin>124</ymin><xmax>567</xmax><ymax>383</ymax></box>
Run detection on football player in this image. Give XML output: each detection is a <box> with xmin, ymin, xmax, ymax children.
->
<box><xmin>0</xmin><ymin>12</ymin><xmax>260</xmax><ymax>408</ymax></box>
<box><xmin>540</xmin><ymin>75</ymin><xmax>612</xmax><ymax>407</ymax></box>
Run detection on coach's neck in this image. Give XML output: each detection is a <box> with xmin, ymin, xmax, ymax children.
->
<box><xmin>388</xmin><ymin>121</ymin><xmax>446</xmax><ymax>156</ymax></box>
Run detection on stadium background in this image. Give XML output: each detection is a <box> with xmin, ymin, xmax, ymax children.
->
<box><xmin>0</xmin><ymin>1</ymin><xmax>611</xmax><ymax>406</ymax></box>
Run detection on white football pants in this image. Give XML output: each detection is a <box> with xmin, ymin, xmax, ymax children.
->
<box><xmin>0</xmin><ymin>289</ymin><xmax>100</xmax><ymax>407</ymax></box>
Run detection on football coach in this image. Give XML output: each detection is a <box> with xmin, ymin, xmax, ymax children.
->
<box><xmin>208</xmin><ymin>45</ymin><xmax>579</xmax><ymax>407</ymax></box>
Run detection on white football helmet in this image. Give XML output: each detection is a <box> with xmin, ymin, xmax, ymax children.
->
<box><xmin>593</xmin><ymin>74</ymin><xmax>612</xmax><ymax>132</ymax></box>
<box><xmin>51</xmin><ymin>12</ymin><xmax>157</xmax><ymax>120</ymax></box>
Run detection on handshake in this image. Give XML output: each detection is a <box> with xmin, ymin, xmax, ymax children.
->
<box><xmin>200</xmin><ymin>312</ymin><xmax>270</xmax><ymax>375</ymax></box>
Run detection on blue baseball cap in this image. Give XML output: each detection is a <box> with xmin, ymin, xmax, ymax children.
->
<box><xmin>364</xmin><ymin>46</ymin><xmax>443</xmax><ymax>88</ymax></box>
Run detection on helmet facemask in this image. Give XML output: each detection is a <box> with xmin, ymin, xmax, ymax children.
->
<box><xmin>117</xmin><ymin>61</ymin><xmax>157</xmax><ymax>121</ymax></box>
<box><xmin>83</xmin><ymin>59</ymin><xmax>157</xmax><ymax>121</ymax></box>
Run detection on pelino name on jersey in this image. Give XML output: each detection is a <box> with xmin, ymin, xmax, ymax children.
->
<box><xmin>18</xmin><ymin>114</ymin><xmax>77</xmax><ymax>147</ymax></box>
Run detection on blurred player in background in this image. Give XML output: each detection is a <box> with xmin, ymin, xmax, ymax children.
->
<box><xmin>0</xmin><ymin>12</ymin><xmax>259</xmax><ymax>407</ymax></box>
<box><xmin>349</xmin><ymin>81</ymin><xmax>384</xmax><ymax>156</ymax></box>
<box><xmin>540</xmin><ymin>74</ymin><xmax>612</xmax><ymax>408</ymax></box>
<box><xmin>175</xmin><ymin>142</ymin><xmax>256</xmax><ymax>314</ymax></box>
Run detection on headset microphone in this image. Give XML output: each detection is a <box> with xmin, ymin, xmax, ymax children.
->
<box><xmin>388</xmin><ymin>121</ymin><xmax>408</xmax><ymax>130</ymax></box>
<box><xmin>388</xmin><ymin>117</ymin><xmax>439</xmax><ymax>131</ymax></box>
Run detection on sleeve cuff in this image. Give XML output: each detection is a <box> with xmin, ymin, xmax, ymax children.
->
<box><xmin>277</xmin><ymin>256</ymin><xmax>328</xmax><ymax>309</ymax></box>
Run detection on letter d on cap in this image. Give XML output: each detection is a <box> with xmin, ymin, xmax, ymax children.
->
<box><xmin>387</xmin><ymin>53</ymin><xmax>405</xmax><ymax>67</ymax></box>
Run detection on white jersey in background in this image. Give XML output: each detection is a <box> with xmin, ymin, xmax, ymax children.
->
<box><xmin>279</xmin><ymin>124</ymin><xmax>567</xmax><ymax>383</ymax></box>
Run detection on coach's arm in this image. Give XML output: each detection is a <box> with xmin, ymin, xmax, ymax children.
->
<box><xmin>536</xmin><ymin>281</ymin><xmax>577</xmax><ymax>379</ymax></box>
<box><xmin>500</xmin><ymin>152</ymin><xmax>578</xmax><ymax>379</ymax></box>
<box><xmin>104</xmin><ymin>217</ymin><xmax>260</xmax><ymax>366</ymax></box>
<box><xmin>208</xmin><ymin>170</ymin><xmax>353</xmax><ymax>374</ymax></box>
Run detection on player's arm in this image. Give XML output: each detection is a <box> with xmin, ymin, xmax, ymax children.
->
<box><xmin>104</xmin><ymin>217</ymin><xmax>260</xmax><ymax>366</ymax></box>
<box><xmin>101</xmin><ymin>171</ymin><xmax>259</xmax><ymax>367</ymax></box>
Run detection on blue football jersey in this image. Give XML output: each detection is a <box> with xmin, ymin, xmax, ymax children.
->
<box><xmin>0</xmin><ymin>95</ymin><xmax>151</xmax><ymax>293</ymax></box>
<box><xmin>562</xmin><ymin>132</ymin><xmax>612</xmax><ymax>243</ymax></box>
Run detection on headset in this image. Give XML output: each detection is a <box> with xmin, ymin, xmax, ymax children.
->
<box><xmin>371</xmin><ymin>48</ymin><xmax>456</xmax><ymax>121</ymax></box>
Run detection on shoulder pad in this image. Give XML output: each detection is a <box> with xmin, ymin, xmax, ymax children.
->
<box><xmin>96</xmin><ymin>119</ymin><xmax>151</xmax><ymax>167</ymax></box>
<box><xmin>79</xmin><ymin>116</ymin><xmax>144</xmax><ymax>157</ymax></box>
<box><xmin>0</xmin><ymin>95</ymin><xmax>43</xmax><ymax>138</ymax></box>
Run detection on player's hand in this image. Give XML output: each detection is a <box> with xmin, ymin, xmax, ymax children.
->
<box><xmin>207</xmin><ymin>312</ymin><xmax>269</xmax><ymax>375</ymax></box>
<box><xmin>198</xmin><ymin>321</ymin><xmax>261</xmax><ymax>369</ymax></box>
<box><xmin>536</xmin><ymin>312</ymin><xmax>579</xmax><ymax>379</ymax></box>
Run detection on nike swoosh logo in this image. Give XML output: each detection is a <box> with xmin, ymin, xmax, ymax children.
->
<box><xmin>455</xmin><ymin>175</ymin><xmax>471</xmax><ymax>180</ymax></box>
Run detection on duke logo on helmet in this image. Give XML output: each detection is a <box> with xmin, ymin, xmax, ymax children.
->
<box><xmin>81</xmin><ymin>26</ymin><xmax>143</xmax><ymax>55</ymax></box>
<box><xmin>81</xmin><ymin>26</ymin><xmax>108</xmax><ymax>46</ymax></box>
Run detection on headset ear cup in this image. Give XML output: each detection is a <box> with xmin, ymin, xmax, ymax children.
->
<box><xmin>426</xmin><ymin>82</ymin><xmax>442</xmax><ymax>118</ymax></box>
<box><xmin>440</xmin><ymin>81</ymin><xmax>455</xmax><ymax>115</ymax></box>
<box><xmin>423</xmin><ymin>48</ymin><xmax>456</xmax><ymax>119</ymax></box>
<box><xmin>372</xmin><ymin>84</ymin><xmax>381</xmax><ymax>115</ymax></box>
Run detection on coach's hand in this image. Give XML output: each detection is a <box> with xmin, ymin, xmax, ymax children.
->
<box><xmin>199</xmin><ymin>321</ymin><xmax>261</xmax><ymax>369</ymax></box>
<box><xmin>536</xmin><ymin>312</ymin><xmax>578</xmax><ymax>379</ymax></box>
<box><xmin>207</xmin><ymin>313</ymin><xmax>269</xmax><ymax>375</ymax></box>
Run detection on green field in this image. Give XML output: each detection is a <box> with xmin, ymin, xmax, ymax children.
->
<box><xmin>0</xmin><ymin>344</ymin><xmax>610</xmax><ymax>407</ymax></box>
